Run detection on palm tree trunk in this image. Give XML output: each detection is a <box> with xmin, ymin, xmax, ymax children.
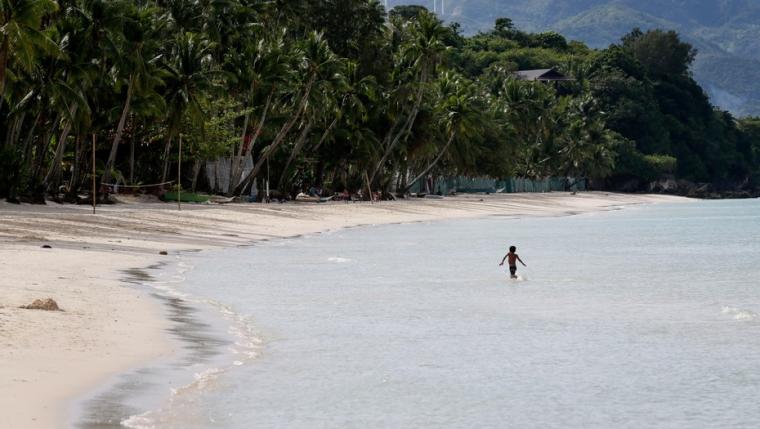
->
<box><xmin>21</xmin><ymin>112</ymin><xmax>43</xmax><ymax>166</ymax></box>
<box><xmin>32</xmin><ymin>113</ymin><xmax>60</xmax><ymax>183</ymax></box>
<box><xmin>399</xmin><ymin>167</ymin><xmax>410</xmax><ymax>196</ymax></box>
<box><xmin>43</xmin><ymin>105</ymin><xmax>77</xmax><ymax>191</ymax></box>
<box><xmin>227</xmin><ymin>89</ymin><xmax>275</xmax><ymax>195</ymax></box>
<box><xmin>4</xmin><ymin>116</ymin><xmax>16</xmax><ymax>148</ymax></box>
<box><xmin>369</xmin><ymin>69</ymin><xmax>427</xmax><ymax>183</ymax></box>
<box><xmin>11</xmin><ymin>113</ymin><xmax>26</xmax><ymax>146</ymax></box>
<box><xmin>161</xmin><ymin>133</ymin><xmax>174</xmax><ymax>184</ymax></box>
<box><xmin>66</xmin><ymin>135</ymin><xmax>84</xmax><ymax>198</ymax></box>
<box><xmin>227</xmin><ymin>110</ymin><xmax>250</xmax><ymax>192</ymax></box>
<box><xmin>102</xmin><ymin>74</ymin><xmax>134</xmax><ymax>186</ymax></box>
<box><xmin>228</xmin><ymin>92</ymin><xmax>254</xmax><ymax>191</ymax></box>
<box><xmin>277</xmin><ymin>120</ymin><xmax>313</xmax><ymax>188</ymax></box>
<box><xmin>404</xmin><ymin>132</ymin><xmax>456</xmax><ymax>193</ymax></box>
<box><xmin>191</xmin><ymin>159</ymin><xmax>201</xmax><ymax>192</ymax></box>
<box><xmin>233</xmin><ymin>77</ymin><xmax>315</xmax><ymax>196</ymax></box>
<box><xmin>312</xmin><ymin>115</ymin><xmax>339</xmax><ymax>152</ymax></box>
<box><xmin>369</xmin><ymin>104</ymin><xmax>418</xmax><ymax>185</ymax></box>
<box><xmin>0</xmin><ymin>37</ymin><xmax>9</xmax><ymax>99</ymax></box>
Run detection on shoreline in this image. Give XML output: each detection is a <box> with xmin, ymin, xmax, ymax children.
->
<box><xmin>0</xmin><ymin>192</ymin><xmax>687</xmax><ymax>428</ymax></box>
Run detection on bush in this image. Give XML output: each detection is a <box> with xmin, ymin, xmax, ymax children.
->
<box><xmin>643</xmin><ymin>154</ymin><xmax>677</xmax><ymax>175</ymax></box>
<box><xmin>612</xmin><ymin>141</ymin><xmax>678</xmax><ymax>182</ymax></box>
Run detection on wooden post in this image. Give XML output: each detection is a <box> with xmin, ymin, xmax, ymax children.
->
<box><xmin>129</xmin><ymin>124</ymin><xmax>135</xmax><ymax>185</ymax></box>
<box><xmin>92</xmin><ymin>134</ymin><xmax>96</xmax><ymax>214</ymax></box>
<box><xmin>177</xmin><ymin>133</ymin><xmax>182</xmax><ymax>211</ymax></box>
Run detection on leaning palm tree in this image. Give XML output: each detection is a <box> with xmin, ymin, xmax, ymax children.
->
<box><xmin>404</xmin><ymin>72</ymin><xmax>484</xmax><ymax>192</ymax></box>
<box><xmin>368</xmin><ymin>10</ymin><xmax>448</xmax><ymax>186</ymax></box>
<box><xmin>101</xmin><ymin>4</ymin><xmax>165</xmax><ymax>187</ymax></box>
<box><xmin>227</xmin><ymin>30</ymin><xmax>293</xmax><ymax>194</ymax></box>
<box><xmin>39</xmin><ymin>4</ymin><xmax>97</xmax><ymax>194</ymax></box>
<box><xmin>276</xmin><ymin>55</ymin><xmax>350</xmax><ymax>190</ymax></box>
<box><xmin>232</xmin><ymin>31</ymin><xmax>341</xmax><ymax>196</ymax></box>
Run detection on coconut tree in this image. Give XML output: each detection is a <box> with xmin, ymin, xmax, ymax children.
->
<box><xmin>40</xmin><ymin>0</ymin><xmax>124</xmax><ymax>194</ymax></box>
<box><xmin>307</xmin><ymin>60</ymin><xmax>380</xmax><ymax>193</ymax></box>
<box><xmin>232</xmin><ymin>31</ymin><xmax>340</xmax><ymax>196</ymax></box>
<box><xmin>159</xmin><ymin>31</ymin><xmax>216</xmax><ymax>183</ymax></box>
<box><xmin>404</xmin><ymin>72</ymin><xmax>484</xmax><ymax>192</ymax></box>
<box><xmin>276</xmin><ymin>55</ymin><xmax>350</xmax><ymax>190</ymax></box>
<box><xmin>101</xmin><ymin>4</ymin><xmax>165</xmax><ymax>187</ymax></box>
<box><xmin>499</xmin><ymin>78</ymin><xmax>557</xmax><ymax>178</ymax></box>
<box><xmin>0</xmin><ymin>0</ymin><xmax>59</xmax><ymax>99</ymax></box>
<box><xmin>555</xmin><ymin>95</ymin><xmax>618</xmax><ymax>183</ymax></box>
<box><xmin>368</xmin><ymin>10</ymin><xmax>448</xmax><ymax>186</ymax></box>
<box><xmin>226</xmin><ymin>30</ymin><xmax>292</xmax><ymax>194</ymax></box>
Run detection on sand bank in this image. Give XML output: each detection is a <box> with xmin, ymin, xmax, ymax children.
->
<box><xmin>0</xmin><ymin>192</ymin><xmax>685</xmax><ymax>428</ymax></box>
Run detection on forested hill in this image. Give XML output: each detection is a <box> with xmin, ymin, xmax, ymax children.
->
<box><xmin>389</xmin><ymin>0</ymin><xmax>760</xmax><ymax>117</ymax></box>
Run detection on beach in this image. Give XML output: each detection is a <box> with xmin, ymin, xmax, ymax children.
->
<box><xmin>0</xmin><ymin>192</ymin><xmax>684</xmax><ymax>428</ymax></box>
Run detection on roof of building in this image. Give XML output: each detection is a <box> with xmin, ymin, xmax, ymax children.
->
<box><xmin>514</xmin><ymin>68</ymin><xmax>574</xmax><ymax>81</ymax></box>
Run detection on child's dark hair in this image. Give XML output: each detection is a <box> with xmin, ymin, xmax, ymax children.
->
<box><xmin>510</xmin><ymin>246</ymin><xmax>516</xmax><ymax>252</ymax></box>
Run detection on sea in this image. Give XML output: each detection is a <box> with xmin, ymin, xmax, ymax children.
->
<box><xmin>72</xmin><ymin>198</ymin><xmax>760</xmax><ymax>428</ymax></box>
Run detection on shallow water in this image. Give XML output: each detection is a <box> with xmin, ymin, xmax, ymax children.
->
<box><xmin>78</xmin><ymin>199</ymin><xmax>760</xmax><ymax>428</ymax></box>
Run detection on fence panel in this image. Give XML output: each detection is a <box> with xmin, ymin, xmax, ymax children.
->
<box><xmin>407</xmin><ymin>176</ymin><xmax>586</xmax><ymax>194</ymax></box>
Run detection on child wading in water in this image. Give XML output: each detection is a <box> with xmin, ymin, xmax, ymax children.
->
<box><xmin>499</xmin><ymin>246</ymin><xmax>526</xmax><ymax>279</ymax></box>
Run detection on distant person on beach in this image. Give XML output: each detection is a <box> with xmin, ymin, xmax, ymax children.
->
<box><xmin>499</xmin><ymin>246</ymin><xmax>526</xmax><ymax>279</ymax></box>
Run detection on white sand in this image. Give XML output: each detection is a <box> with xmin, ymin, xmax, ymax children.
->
<box><xmin>0</xmin><ymin>192</ymin><xmax>686</xmax><ymax>428</ymax></box>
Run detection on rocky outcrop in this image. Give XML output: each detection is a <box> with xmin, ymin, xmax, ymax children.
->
<box><xmin>647</xmin><ymin>178</ymin><xmax>760</xmax><ymax>199</ymax></box>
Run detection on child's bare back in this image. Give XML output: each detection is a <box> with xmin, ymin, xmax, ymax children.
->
<box><xmin>499</xmin><ymin>245</ymin><xmax>526</xmax><ymax>279</ymax></box>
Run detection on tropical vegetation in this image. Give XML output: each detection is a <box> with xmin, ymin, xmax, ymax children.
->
<box><xmin>393</xmin><ymin>0</ymin><xmax>760</xmax><ymax>117</ymax></box>
<box><xmin>0</xmin><ymin>0</ymin><xmax>758</xmax><ymax>203</ymax></box>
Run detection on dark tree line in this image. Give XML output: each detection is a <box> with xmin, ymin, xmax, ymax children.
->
<box><xmin>0</xmin><ymin>1</ymin><xmax>758</xmax><ymax>203</ymax></box>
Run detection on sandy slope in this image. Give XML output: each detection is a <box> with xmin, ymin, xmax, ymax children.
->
<box><xmin>0</xmin><ymin>192</ymin><xmax>686</xmax><ymax>428</ymax></box>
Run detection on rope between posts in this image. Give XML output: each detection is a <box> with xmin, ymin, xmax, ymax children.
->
<box><xmin>101</xmin><ymin>181</ymin><xmax>174</xmax><ymax>188</ymax></box>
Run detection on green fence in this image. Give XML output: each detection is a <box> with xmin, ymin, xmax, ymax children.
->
<box><xmin>408</xmin><ymin>176</ymin><xmax>586</xmax><ymax>195</ymax></box>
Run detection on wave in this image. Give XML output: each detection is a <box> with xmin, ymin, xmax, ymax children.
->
<box><xmin>120</xmin><ymin>257</ymin><xmax>262</xmax><ymax>428</ymax></box>
<box><xmin>721</xmin><ymin>306</ymin><xmax>758</xmax><ymax>321</ymax></box>
<box><xmin>327</xmin><ymin>256</ymin><xmax>352</xmax><ymax>263</ymax></box>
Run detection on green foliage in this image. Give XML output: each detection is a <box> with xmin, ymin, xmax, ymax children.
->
<box><xmin>613</xmin><ymin>142</ymin><xmax>673</xmax><ymax>183</ymax></box>
<box><xmin>387</xmin><ymin>0</ymin><xmax>760</xmax><ymax>116</ymax></box>
<box><xmin>1</xmin><ymin>0</ymin><xmax>759</xmax><ymax>202</ymax></box>
<box><xmin>643</xmin><ymin>154</ymin><xmax>677</xmax><ymax>175</ymax></box>
<box><xmin>622</xmin><ymin>29</ymin><xmax>696</xmax><ymax>78</ymax></box>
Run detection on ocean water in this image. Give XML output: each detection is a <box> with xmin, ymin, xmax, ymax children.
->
<box><xmin>75</xmin><ymin>199</ymin><xmax>760</xmax><ymax>428</ymax></box>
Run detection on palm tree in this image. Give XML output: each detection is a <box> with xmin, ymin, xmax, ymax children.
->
<box><xmin>227</xmin><ymin>30</ymin><xmax>292</xmax><ymax>194</ymax></box>
<box><xmin>499</xmin><ymin>79</ymin><xmax>557</xmax><ymax>178</ymax></box>
<box><xmin>101</xmin><ymin>4</ymin><xmax>165</xmax><ymax>187</ymax></box>
<box><xmin>40</xmin><ymin>0</ymin><xmax>124</xmax><ymax>194</ymax></box>
<box><xmin>368</xmin><ymin>10</ymin><xmax>448</xmax><ymax>186</ymax></box>
<box><xmin>277</xmin><ymin>55</ymin><xmax>350</xmax><ymax>190</ymax></box>
<box><xmin>0</xmin><ymin>0</ymin><xmax>58</xmax><ymax>99</ymax></box>
<box><xmin>232</xmin><ymin>31</ymin><xmax>340</xmax><ymax>196</ymax></box>
<box><xmin>404</xmin><ymin>72</ymin><xmax>484</xmax><ymax>192</ymax></box>
<box><xmin>555</xmin><ymin>95</ymin><xmax>618</xmax><ymax>183</ymax></box>
<box><xmin>159</xmin><ymin>31</ymin><xmax>216</xmax><ymax>183</ymax></box>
